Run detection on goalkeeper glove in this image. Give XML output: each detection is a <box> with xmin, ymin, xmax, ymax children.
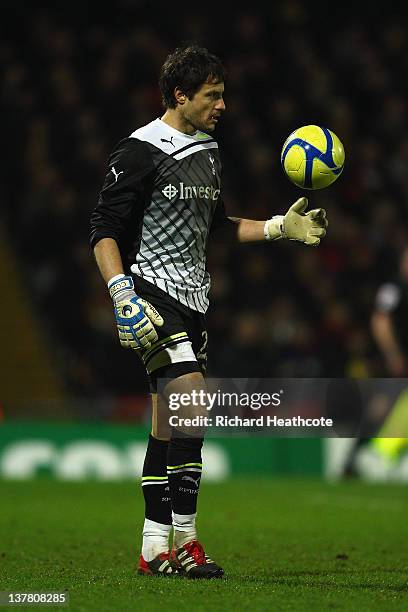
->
<box><xmin>265</xmin><ymin>197</ymin><xmax>328</xmax><ymax>246</ymax></box>
<box><xmin>108</xmin><ymin>275</ymin><xmax>164</xmax><ymax>350</ymax></box>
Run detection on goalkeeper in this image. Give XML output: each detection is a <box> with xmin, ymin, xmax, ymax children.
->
<box><xmin>90</xmin><ymin>44</ymin><xmax>328</xmax><ymax>579</ymax></box>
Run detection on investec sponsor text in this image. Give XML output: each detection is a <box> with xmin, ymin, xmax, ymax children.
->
<box><xmin>162</xmin><ymin>182</ymin><xmax>220</xmax><ymax>201</ymax></box>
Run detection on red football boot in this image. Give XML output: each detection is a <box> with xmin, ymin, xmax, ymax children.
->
<box><xmin>138</xmin><ymin>551</ymin><xmax>178</xmax><ymax>576</ymax></box>
<box><xmin>172</xmin><ymin>540</ymin><xmax>224</xmax><ymax>579</ymax></box>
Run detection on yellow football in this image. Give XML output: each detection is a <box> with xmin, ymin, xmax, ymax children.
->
<box><xmin>281</xmin><ymin>125</ymin><xmax>345</xmax><ymax>189</ymax></box>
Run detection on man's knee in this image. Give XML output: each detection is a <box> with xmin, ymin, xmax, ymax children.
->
<box><xmin>163</xmin><ymin>372</ymin><xmax>208</xmax><ymax>437</ymax></box>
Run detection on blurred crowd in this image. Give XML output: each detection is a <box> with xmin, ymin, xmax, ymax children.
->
<box><xmin>2</xmin><ymin>1</ymin><xmax>408</xmax><ymax>401</ymax></box>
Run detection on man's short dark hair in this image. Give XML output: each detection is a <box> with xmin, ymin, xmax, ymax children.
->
<box><xmin>159</xmin><ymin>44</ymin><xmax>226</xmax><ymax>109</ymax></box>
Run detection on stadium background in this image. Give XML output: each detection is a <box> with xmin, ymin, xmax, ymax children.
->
<box><xmin>1</xmin><ymin>3</ymin><xmax>408</xmax><ymax>610</ymax></box>
<box><xmin>1</xmin><ymin>1</ymin><xmax>408</xmax><ymax>477</ymax></box>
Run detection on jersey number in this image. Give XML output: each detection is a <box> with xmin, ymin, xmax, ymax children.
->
<box><xmin>197</xmin><ymin>331</ymin><xmax>208</xmax><ymax>372</ymax></box>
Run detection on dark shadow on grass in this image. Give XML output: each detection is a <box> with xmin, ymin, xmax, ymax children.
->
<box><xmin>231</xmin><ymin>570</ymin><xmax>408</xmax><ymax>593</ymax></box>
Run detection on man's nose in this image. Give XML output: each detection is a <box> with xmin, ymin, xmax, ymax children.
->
<box><xmin>215</xmin><ymin>98</ymin><xmax>226</xmax><ymax>112</ymax></box>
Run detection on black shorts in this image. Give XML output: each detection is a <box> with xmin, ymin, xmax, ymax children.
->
<box><xmin>132</xmin><ymin>275</ymin><xmax>208</xmax><ymax>391</ymax></box>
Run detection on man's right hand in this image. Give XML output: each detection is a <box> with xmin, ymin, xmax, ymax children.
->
<box><xmin>109</xmin><ymin>276</ymin><xmax>164</xmax><ymax>350</ymax></box>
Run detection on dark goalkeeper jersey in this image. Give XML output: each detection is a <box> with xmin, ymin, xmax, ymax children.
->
<box><xmin>90</xmin><ymin>118</ymin><xmax>230</xmax><ymax>313</ymax></box>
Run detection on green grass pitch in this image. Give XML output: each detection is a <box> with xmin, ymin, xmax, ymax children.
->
<box><xmin>0</xmin><ymin>478</ymin><xmax>407</xmax><ymax>611</ymax></box>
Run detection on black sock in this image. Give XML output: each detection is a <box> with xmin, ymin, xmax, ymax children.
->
<box><xmin>142</xmin><ymin>435</ymin><xmax>171</xmax><ymax>525</ymax></box>
<box><xmin>167</xmin><ymin>435</ymin><xmax>203</xmax><ymax>515</ymax></box>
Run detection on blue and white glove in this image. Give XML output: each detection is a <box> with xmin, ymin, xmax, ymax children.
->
<box><xmin>108</xmin><ymin>276</ymin><xmax>164</xmax><ymax>350</ymax></box>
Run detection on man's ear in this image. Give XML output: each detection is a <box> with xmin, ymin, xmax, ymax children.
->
<box><xmin>174</xmin><ymin>88</ymin><xmax>187</xmax><ymax>105</ymax></box>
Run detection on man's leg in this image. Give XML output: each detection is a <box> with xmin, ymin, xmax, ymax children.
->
<box><xmin>371</xmin><ymin>388</ymin><xmax>408</xmax><ymax>461</ymax></box>
<box><xmin>163</xmin><ymin>372</ymin><xmax>224</xmax><ymax>579</ymax></box>
<box><xmin>138</xmin><ymin>394</ymin><xmax>176</xmax><ymax>575</ymax></box>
